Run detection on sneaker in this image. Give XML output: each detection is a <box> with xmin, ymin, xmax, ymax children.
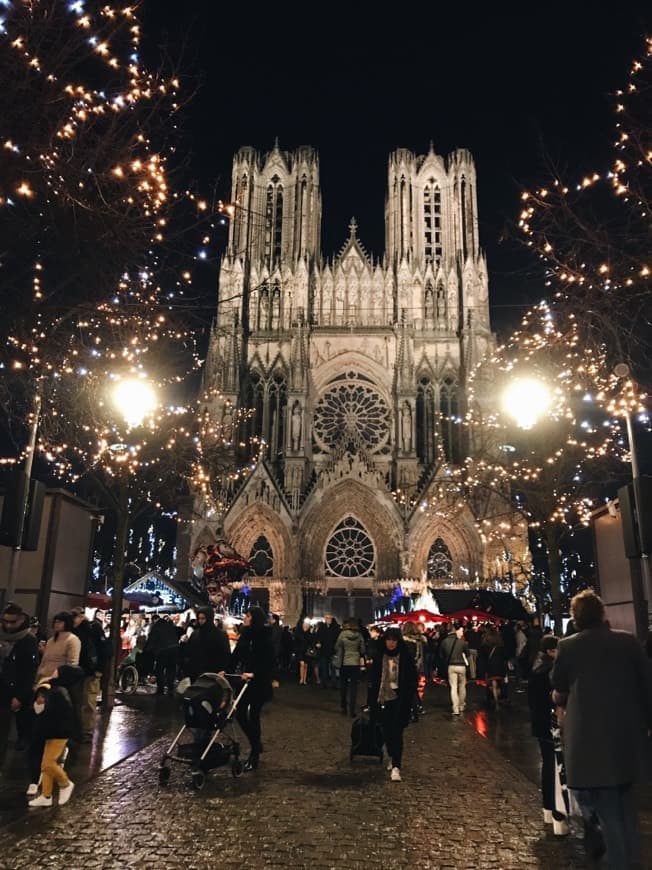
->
<box><xmin>58</xmin><ymin>781</ymin><xmax>75</xmax><ymax>806</ymax></box>
<box><xmin>28</xmin><ymin>794</ymin><xmax>52</xmax><ymax>807</ymax></box>
<box><xmin>543</xmin><ymin>809</ymin><xmax>553</xmax><ymax>825</ymax></box>
<box><xmin>26</xmin><ymin>783</ymin><xmax>39</xmax><ymax>797</ymax></box>
<box><xmin>390</xmin><ymin>767</ymin><xmax>402</xmax><ymax>782</ymax></box>
<box><xmin>553</xmin><ymin>818</ymin><xmax>569</xmax><ymax>837</ymax></box>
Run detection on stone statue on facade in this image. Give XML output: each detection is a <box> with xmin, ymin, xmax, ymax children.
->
<box><xmin>291</xmin><ymin>401</ymin><xmax>302</xmax><ymax>451</ymax></box>
<box><xmin>401</xmin><ymin>401</ymin><xmax>412</xmax><ymax>453</ymax></box>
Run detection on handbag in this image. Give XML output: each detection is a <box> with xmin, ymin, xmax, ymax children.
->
<box><xmin>305</xmin><ymin>645</ymin><xmax>318</xmax><ymax>659</ymax></box>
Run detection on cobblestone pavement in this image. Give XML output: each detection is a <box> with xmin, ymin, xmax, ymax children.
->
<box><xmin>1</xmin><ymin>681</ymin><xmax>601</xmax><ymax>870</ymax></box>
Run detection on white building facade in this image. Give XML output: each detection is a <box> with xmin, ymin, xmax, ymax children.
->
<box><xmin>192</xmin><ymin>143</ymin><xmax>528</xmax><ymax>621</ymax></box>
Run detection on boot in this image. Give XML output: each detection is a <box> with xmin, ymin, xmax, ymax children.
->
<box><xmin>244</xmin><ymin>753</ymin><xmax>259</xmax><ymax>772</ymax></box>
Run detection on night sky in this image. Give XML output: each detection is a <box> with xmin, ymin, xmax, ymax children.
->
<box><xmin>143</xmin><ymin>2</ymin><xmax>650</xmax><ymax>334</ymax></box>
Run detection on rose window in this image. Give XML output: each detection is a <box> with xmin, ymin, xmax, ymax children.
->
<box><xmin>325</xmin><ymin>516</ymin><xmax>376</xmax><ymax>578</ymax></box>
<box><xmin>313</xmin><ymin>374</ymin><xmax>389</xmax><ymax>454</ymax></box>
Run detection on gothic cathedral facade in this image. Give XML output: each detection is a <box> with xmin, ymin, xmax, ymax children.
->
<box><xmin>192</xmin><ymin>143</ymin><xmax>528</xmax><ymax>621</ymax></box>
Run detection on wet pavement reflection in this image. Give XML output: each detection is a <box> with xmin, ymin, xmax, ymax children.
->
<box><xmin>1</xmin><ymin>674</ymin><xmax>650</xmax><ymax>858</ymax></box>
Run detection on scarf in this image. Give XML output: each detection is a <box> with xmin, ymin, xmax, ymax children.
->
<box><xmin>0</xmin><ymin>625</ymin><xmax>30</xmax><ymax>667</ymax></box>
<box><xmin>378</xmin><ymin>652</ymin><xmax>400</xmax><ymax>705</ymax></box>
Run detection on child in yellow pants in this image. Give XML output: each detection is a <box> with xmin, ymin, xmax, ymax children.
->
<box><xmin>28</xmin><ymin>681</ymin><xmax>75</xmax><ymax>807</ymax></box>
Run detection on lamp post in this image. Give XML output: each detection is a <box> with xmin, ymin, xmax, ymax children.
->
<box><xmin>614</xmin><ymin>363</ymin><xmax>652</xmax><ymax>623</ymax></box>
<box><xmin>102</xmin><ymin>376</ymin><xmax>157</xmax><ymax>709</ymax></box>
<box><xmin>5</xmin><ymin>391</ymin><xmax>41</xmax><ymax>604</ymax></box>
<box><xmin>501</xmin><ymin>376</ymin><xmax>565</xmax><ymax>631</ymax></box>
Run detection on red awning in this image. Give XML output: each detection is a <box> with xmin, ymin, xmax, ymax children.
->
<box><xmin>383</xmin><ymin>609</ymin><xmax>449</xmax><ymax>624</ymax></box>
<box><xmin>446</xmin><ymin>608</ymin><xmax>503</xmax><ymax>624</ymax></box>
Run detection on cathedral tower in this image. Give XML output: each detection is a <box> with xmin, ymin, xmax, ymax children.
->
<box><xmin>194</xmin><ymin>143</ymin><xmax>528</xmax><ymax>623</ymax></box>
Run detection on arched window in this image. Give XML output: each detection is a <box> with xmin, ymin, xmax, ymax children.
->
<box><xmin>249</xmin><ymin>535</ymin><xmax>274</xmax><ymax>577</ymax></box>
<box><xmin>248</xmin><ymin>370</ymin><xmax>286</xmax><ymax>474</ymax></box>
<box><xmin>427</xmin><ymin>537</ymin><xmax>453</xmax><ymax>580</ymax></box>
<box><xmin>265</xmin><ymin>176</ymin><xmax>283</xmax><ymax>268</ymax></box>
<box><xmin>423</xmin><ymin>180</ymin><xmax>442</xmax><ymax>264</ymax></box>
<box><xmin>325</xmin><ymin>516</ymin><xmax>376</xmax><ymax>578</ymax></box>
<box><xmin>233</xmin><ymin>174</ymin><xmax>248</xmax><ymax>252</ymax></box>
<box><xmin>268</xmin><ymin>370</ymin><xmax>287</xmax><ymax>470</ymax></box>
<box><xmin>440</xmin><ymin>377</ymin><xmax>461</xmax><ymax>464</ymax></box>
<box><xmin>416</xmin><ymin>376</ymin><xmax>435</xmax><ymax>465</ymax></box>
<box><xmin>249</xmin><ymin>371</ymin><xmax>265</xmax><ymax>442</ymax></box>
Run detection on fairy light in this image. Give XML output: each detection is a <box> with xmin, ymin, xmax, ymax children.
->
<box><xmin>519</xmin><ymin>36</ymin><xmax>652</xmax><ymax>298</ymax></box>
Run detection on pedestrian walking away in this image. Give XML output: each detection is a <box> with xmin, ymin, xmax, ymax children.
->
<box><xmin>527</xmin><ymin>634</ymin><xmax>570</xmax><ymax>836</ymax></box>
<box><xmin>552</xmin><ymin>590</ymin><xmax>652</xmax><ymax>868</ymax></box>
<box><xmin>334</xmin><ymin>618</ymin><xmax>366</xmax><ymax>717</ymax></box>
<box><xmin>72</xmin><ymin>606</ymin><xmax>107</xmax><ymax>742</ymax></box>
<box><xmin>439</xmin><ymin>622</ymin><xmax>469</xmax><ymax>715</ymax></box>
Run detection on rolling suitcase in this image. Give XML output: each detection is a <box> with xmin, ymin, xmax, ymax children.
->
<box><xmin>349</xmin><ymin>710</ymin><xmax>384</xmax><ymax>762</ymax></box>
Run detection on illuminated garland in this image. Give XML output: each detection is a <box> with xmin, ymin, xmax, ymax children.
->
<box><xmin>519</xmin><ymin>36</ymin><xmax>651</xmax><ymax>298</ymax></box>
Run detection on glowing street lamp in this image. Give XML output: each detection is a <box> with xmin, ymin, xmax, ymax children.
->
<box><xmin>502</xmin><ymin>377</ymin><xmax>552</xmax><ymax>429</ymax></box>
<box><xmin>104</xmin><ymin>376</ymin><xmax>158</xmax><ymax>707</ymax></box>
<box><xmin>112</xmin><ymin>377</ymin><xmax>157</xmax><ymax>429</ymax></box>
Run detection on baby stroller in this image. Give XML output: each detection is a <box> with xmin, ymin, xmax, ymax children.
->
<box><xmin>158</xmin><ymin>673</ymin><xmax>249</xmax><ymax>790</ymax></box>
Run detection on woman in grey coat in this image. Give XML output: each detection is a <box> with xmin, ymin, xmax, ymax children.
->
<box><xmin>334</xmin><ymin>619</ymin><xmax>366</xmax><ymax>717</ymax></box>
<box><xmin>552</xmin><ymin>590</ymin><xmax>652</xmax><ymax>868</ymax></box>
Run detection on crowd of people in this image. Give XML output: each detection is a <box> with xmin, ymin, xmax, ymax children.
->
<box><xmin>1</xmin><ymin>591</ymin><xmax>651</xmax><ymax>869</ymax></box>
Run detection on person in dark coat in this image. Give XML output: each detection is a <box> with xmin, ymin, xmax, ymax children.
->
<box><xmin>279</xmin><ymin>625</ymin><xmax>294</xmax><ymax>672</ymax></box>
<box><xmin>231</xmin><ymin>606</ymin><xmax>274</xmax><ymax>771</ymax></box>
<box><xmin>268</xmin><ymin>614</ymin><xmax>283</xmax><ymax>686</ymax></box>
<box><xmin>184</xmin><ymin>607</ymin><xmax>231</xmax><ymax>681</ymax></box>
<box><xmin>552</xmin><ymin>590</ymin><xmax>652</xmax><ymax>869</ymax></box>
<box><xmin>145</xmin><ymin>615</ymin><xmax>179</xmax><ymax>695</ymax></box>
<box><xmin>294</xmin><ymin>616</ymin><xmax>313</xmax><ymax>685</ymax></box>
<box><xmin>315</xmin><ymin>614</ymin><xmax>340</xmax><ymax>688</ymax></box>
<box><xmin>368</xmin><ymin>627</ymin><xmax>417</xmax><ymax>782</ymax></box>
<box><xmin>527</xmin><ymin>635</ymin><xmax>570</xmax><ymax>835</ymax></box>
<box><xmin>483</xmin><ymin>628</ymin><xmax>507</xmax><ymax>710</ymax></box>
<box><xmin>72</xmin><ymin>607</ymin><xmax>107</xmax><ymax>742</ymax></box>
<box><xmin>0</xmin><ymin>604</ymin><xmax>39</xmax><ymax>764</ymax></box>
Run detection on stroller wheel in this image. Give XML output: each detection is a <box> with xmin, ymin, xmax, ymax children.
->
<box><xmin>191</xmin><ymin>771</ymin><xmax>206</xmax><ymax>791</ymax></box>
<box><xmin>231</xmin><ymin>759</ymin><xmax>244</xmax><ymax>778</ymax></box>
<box><xmin>158</xmin><ymin>765</ymin><xmax>171</xmax><ymax>785</ymax></box>
<box><xmin>119</xmin><ymin>665</ymin><xmax>139</xmax><ymax>695</ymax></box>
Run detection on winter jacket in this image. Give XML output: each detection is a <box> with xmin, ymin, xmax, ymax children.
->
<box><xmin>0</xmin><ymin>629</ymin><xmax>39</xmax><ymax>707</ymax></box>
<box><xmin>231</xmin><ymin>625</ymin><xmax>274</xmax><ymax>704</ymax></box>
<box><xmin>368</xmin><ymin>644</ymin><xmax>418</xmax><ymax>728</ymax></box>
<box><xmin>315</xmin><ymin>620</ymin><xmax>340</xmax><ymax>658</ymax></box>
<box><xmin>551</xmin><ymin>624</ymin><xmax>652</xmax><ymax>789</ymax></box>
<box><xmin>37</xmin><ymin>632</ymin><xmax>81</xmax><ymax>681</ymax></box>
<box><xmin>440</xmin><ymin>633</ymin><xmax>469</xmax><ymax>667</ymax></box>
<box><xmin>145</xmin><ymin>618</ymin><xmax>179</xmax><ymax>655</ymax></box>
<box><xmin>33</xmin><ymin>685</ymin><xmax>76</xmax><ymax>741</ymax></box>
<box><xmin>334</xmin><ymin>628</ymin><xmax>365</xmax><ymax>667</ymax></box>
<box><xmin>185</xmin><ymin>623</ymin><xmax>231</xmax><ymax>681</ymax></box>
<box><xmin>74</xmin><ymin>618</ymin><xmax>107</xmax><ymax>676</ymax></box>
<box><xmin>527</xmin><ymin>654</ymin><xmax>555</xmax><ymax>739</ymax></box>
